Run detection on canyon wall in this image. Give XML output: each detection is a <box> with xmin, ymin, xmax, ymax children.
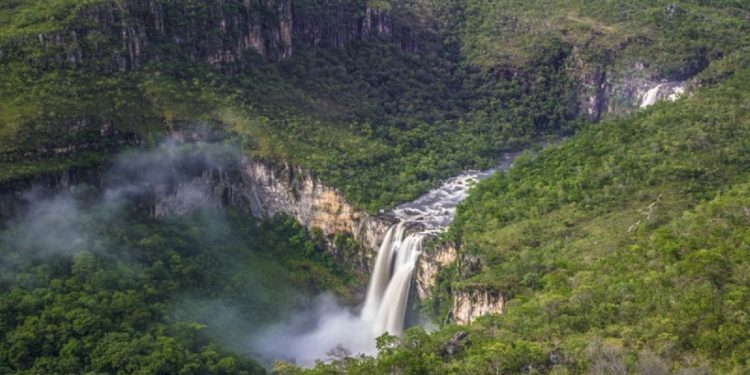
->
<box><xmin>177</xmin><ymin>156</ymin><xmax>395</xmax><ymax>272</ymax></box>
<box><xmin>0</xmin><ymin>147</ymin><xmax>501</xmax><ymax>323</ymax></box>
<box><xmin>414</xmin><ymin>242</ymin><xmax>456</xmax><ymax>301</ymax></box>
<box><xmin>569</xmin><ymin>52</ymin><xmax>688</xmax><ymax>121</ymax></box>
<box><xmin>6</xmin><ymin>0</ymin><xmax>420</xmax><ymax>72</ymax></box>
<box><xmin>450</xmin><ymin>287</ymin><xmax>504</xmax><ymax>325</ymax></box>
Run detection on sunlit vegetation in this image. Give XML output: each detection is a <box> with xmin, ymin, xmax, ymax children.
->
<box><xmin>461</xmin><ymin>0</ymin><xmax>750</xmax><ymax>77</ymax></box>
<box><xmin>0</xmin><ymin>0</ymin><xmax>579</xmax><ymax>212</ymax></box>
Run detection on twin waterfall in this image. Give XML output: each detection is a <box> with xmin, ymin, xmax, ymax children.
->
<box><xmin>361</xmin><ymin>223</ymin><xmax>423</xmax><ymax>336</ymax></box>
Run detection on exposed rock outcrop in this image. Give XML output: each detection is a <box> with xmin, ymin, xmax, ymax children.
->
<box><xmin>566</xmin><ymin>46</ymin><xmax>609</xmax><ymax>122</ymax></box>
<box><xmin>439</xmin><ymin>331</ymin><xmax>469</xmax><ymax>358</ymax></box>
<box><xmin>201</xmin><ymin>157</ymin><xmax>392</xmax><ymax>253</ymax></box>
<box><xmin>451</xmin><ymin>286</ymin><xmax>504</xmax><ymax>325</ymax></box>
<box><xmin>414</xmin><ymin>242</ymin><xmax>457</xmax><ymax>301</ymax></box>
<box><xmin>570</xmin><ymin>58</ymin><xmax>689</xmax><ymax>120</ymax></box>
<box><xmin>146</xmin><ymin>154</ymin><xmax>393</xmax><ymax>272</ymax></box>
<box><xmin>0</xmin><ymin>139</ymin><xmax>392</xmax><ymax>273</ymax></box>
<box><xmin>7</xmin><ymin>0</ymin><xmax>420</xmax><ymax>71</ymax></box>
<box><xmin>0</xmin><ymin>167</ymin><xmax>106</xmax><ymax>220</ymax></box>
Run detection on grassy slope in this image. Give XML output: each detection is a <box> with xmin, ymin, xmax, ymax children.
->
<box><xmin>442</xmin><ymin>61</ymin><xmax>750</xmax><ymax>373</ymax></box>
<box><xmin>296</xmin><ymin>57</ymin><xmax>750</xmax><ymax>375</ymax></box>
<box><xmin>0</xmin><ymin>0</ymin><xmax>570</xmax><ymax>211</ymax></box>
<box><xmin>461</xmin><ymin>0</ymin><xmax>750</xmax><ymax>76</ymax></box>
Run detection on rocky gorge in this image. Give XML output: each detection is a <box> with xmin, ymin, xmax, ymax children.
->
<box><xmin>0</xmin><ymin>134</ymin><xmax>504</xmax><ymax>326</ymax></box>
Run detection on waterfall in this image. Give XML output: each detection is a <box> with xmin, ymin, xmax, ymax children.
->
<box><xmin>359</xmin><ymin>151</ymin><xmax>521</xmax><ymax>337</ymax></box>
<box><xmin>640</xmin><ymin>83</ymin><xmax>685</xmax><ymax>108</ymax></box>
<box><xmin>361</xmin><ymin>224</ymin><xmax>399</xmax><ymax>321</ymax></box>
<box><xmin>640</xmin><ymin>84</ymin><xmax>663</xmax><ymax>108</ymax></box>
<box><xmin>252</xmin><ymin>152</ymin><xmax>523</xmax><ymax>365</ymax></box>
<box><xmin>361</xmin><ymin>223</ymin><xmax>423</xmax><ymax>336</ymax></box>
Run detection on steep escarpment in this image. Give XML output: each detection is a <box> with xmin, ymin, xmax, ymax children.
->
<box><xmin>450</xmin><ymin>286</ymin><xmax>504</xmax><ymax>325</ymax></box>
<box><xmin>569</xmin><ymin>52</ymin><xmax>690</xmax><ymax>121</ymax></box>
<box><xmin>4</xmin><ymin>0</ymin><xmax>422</xmax><ymax>72</ymax></box>
<box><xmin>180</xmin><ymin>156</ymin><xmax>394</xmax><ymax>271</ymax></box>
<box><xmin>0</xmin><ymin>140</ymin><xmax>393</xmax><ymax>273</ymax></box>
<box><xmin>459</xmin><ymin>0</ymin><xmax>750</xmax><ymax>121</ymax></box>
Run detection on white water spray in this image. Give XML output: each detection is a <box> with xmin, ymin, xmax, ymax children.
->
<box><xmin>640</xmin><ymin>83</ymin><xmax>685</xmax><ymax>108</ymax></box>
<box><xmin>640</xmin><ymin>84</ymin><xmax>664</xmax><ymax>108</ymax></box>
<box><xmin>363</xmin><ymin>223</ymin><xmax>423</xmax><ymax>336</ymax></box>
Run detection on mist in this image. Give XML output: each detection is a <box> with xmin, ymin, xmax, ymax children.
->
<box><xmin>0</xmin><ymin>136</ymin><xmax>379</xmax><ymax>367</ymax></box>
<box><xmin>0</xmin><ymin>138</ymin><xmax>231</xmax><ymax>284</ymax></box>
<box><xmin>251</xmin><ymin>295</ymin><xmax>377</xmax><ymax>366</ymax></box>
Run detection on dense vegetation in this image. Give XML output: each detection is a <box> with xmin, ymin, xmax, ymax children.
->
<box><xmin>461</xmin><ymin>0</ymin><xmax>750</xmax><ymax>74</ymax></box>
<box><xmin>0</xmin><ymin>0</ymin><xmax>581</xmax><ymax>211</ymax></box>
<box><xmin>2</xmin><ymin>0</ymin><xmax>750</xmax><ymax>374</ymax></box>
<box><xmin>0</xmin><ymin>204</ymin><xmax>355</xmax><ymax>374</ymax></box>
<box><xmin>3</xmin><ymin>1</ymin><xmax>747</xmax><ymax>210</ymax></box>
<box><xmin>290</xmin><ymin>59</ymin><xmax>750</xmax><ymax>374</ymax></box>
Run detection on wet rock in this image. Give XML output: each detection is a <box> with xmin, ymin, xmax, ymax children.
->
<box><xmin>439</xmin><ymin>331</ymin><xmax>469</xmax><ymax>358</ymax></box>
<box><xmin>665</xmin><ymin>3</ymin><xmax>685</xmax><ymax>18</ymax></box>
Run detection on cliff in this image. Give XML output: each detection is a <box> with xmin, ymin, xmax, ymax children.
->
<box><xmin>0</xmin><ymin>143</ymin><xmax>506</xmax><ymax>324</ymax></box>
<box><xmin>450</xmin><ymin>286</ymin><xmax>504</xmax><ymax>325</ymax></box>
<box><xmin>187</xmin><ymin>156</ymin><xmax>394</xmax><ymax>271</ymax></box>
<box><xmin>568</xmin><ymin>49</ymin><xmax>689</xmax><ymax>122</ymax></box>
<box><xmin>6</xmin><ymin>0</ymin><xmax>420</xmax><ymax>72</ymax></box>
<box><xmin>414</xmin><ymin>241</ymin><xmax>456</xmax><ymax>301</ymax></box>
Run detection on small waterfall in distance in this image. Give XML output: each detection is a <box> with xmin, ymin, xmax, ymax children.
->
<box><xmin>640</xmin><ymin>84</ymin><xmax>664</xmax><ymax>108</ymax></box>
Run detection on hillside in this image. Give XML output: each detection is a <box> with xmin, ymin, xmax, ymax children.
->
<box><xmin>1</xmin><ymin>1</ymin><xmax>749</xmax><ymax>374</ymax></box>
<box><xmin>299</xmin><ymin>56</ymin><xmax>750</xmax><ymax>375</ymax></box>
<box><xmin>4</xmin><ymin>1</ymin><xmax>746</xmax><ymax>211</ymax></box>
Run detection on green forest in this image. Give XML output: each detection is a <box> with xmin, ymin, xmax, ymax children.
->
<box><xmin>1</xmin><ymin>0</ymin><xmax>749</xmax><ymax>374</ymax></box>
<box><xmin>1</xmin><ymin>205</ymin><xmax>355</xmax><ymax>374</ymax></box>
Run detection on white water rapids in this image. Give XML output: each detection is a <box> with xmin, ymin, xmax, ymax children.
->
<box><xmin>252</xmin><ymin>152</ymin><xmax>519</xmax><ymax>366</ymax></box>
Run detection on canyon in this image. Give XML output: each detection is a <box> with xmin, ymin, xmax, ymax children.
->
<box><xmin>0</xmin><ymin>135</ymin><xmax>509</xmax><ymax>328</ymax></box>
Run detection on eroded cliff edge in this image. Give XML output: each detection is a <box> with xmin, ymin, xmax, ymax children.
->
<box><xmin>5</xmin><ymin>0</ymin><xmax>423</xmax><ymax>71</ymax></box>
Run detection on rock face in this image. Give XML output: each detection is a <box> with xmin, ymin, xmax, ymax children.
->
<box><xmin>0</xmin><ymin>140</ymin><xmax>505</xmax><ymax>323</ymax></box>
<box><xmin>451</xmin><ymin>287</ymin><xmax>504</xmax><ymax>325</ymax></box>
<box><xmin>145</xmin><ymin>154</ymin><xmax>394</xmax><ymax>272</ymax></box>
<box><xmin>198</xmin><ymin>157</ymin><xmax>393</xmax><ymax>254</ymax></box>
<box><xmin>0</xmin><ymin>168</ymin><xmax>105</xmax><ymax>220</ymax></box>
<box><xmin>570</xmin><ymin>56</ymin><xmax>689</xmax><ymax>120</ymax></box>
<box><xmin>9</xmin><ymin>0</ymin><xmax>419</xmax><ymax>71</ymax></box>
<box><xmin>566</xmin><ymin>46</ymin><xmax>609</xmax><ymax>122</ymax></box>
<box><xmin>414</xmin><ymin>242</ymin><xmax>457</xmax><ymax>301</ymax></box>
<box><xmin>0</xmin><ymin>146</ymin><xmax>392</xmax><ymax>273</ymax></box>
